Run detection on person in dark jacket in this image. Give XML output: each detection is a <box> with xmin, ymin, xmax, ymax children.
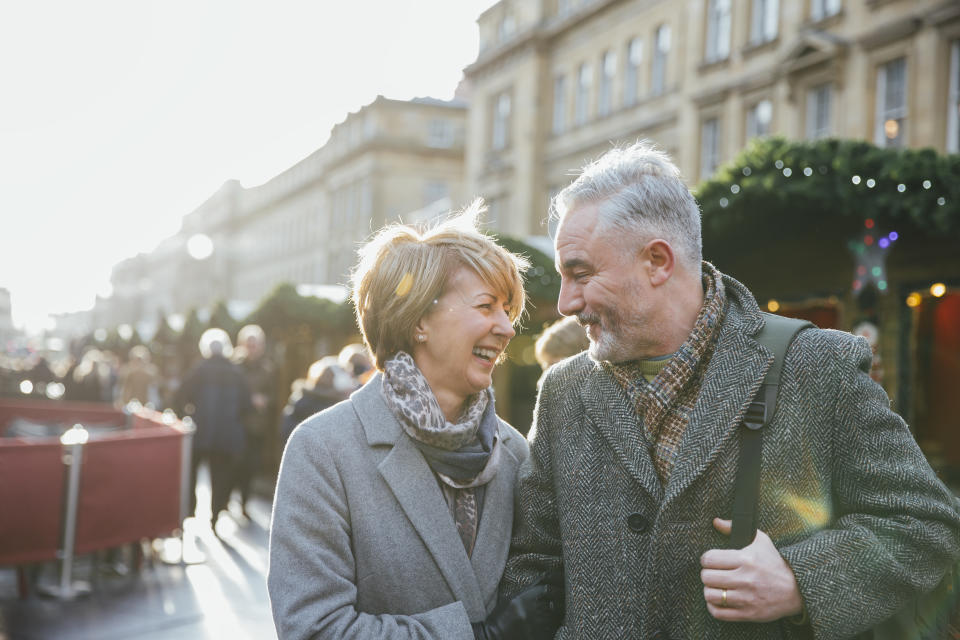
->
<box><xmin>278</xmin><ymin>356</ymin><xmax>348</xmax><ymax>453</ymax></box>
<box><xmin>233</xmin><ymin>324</ymin><xmax>276</xmax><ymax>517</ymax></box>
<box><xmin>176</xmin><ymin>328</ymin><xmax>252</xmax><ymax>531</ymax></box>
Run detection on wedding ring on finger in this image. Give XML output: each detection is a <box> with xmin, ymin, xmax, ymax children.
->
<box><xmin>721</xmin><ymin>588</ymin><xmax>728</xmax><ymax>608</ymax></box>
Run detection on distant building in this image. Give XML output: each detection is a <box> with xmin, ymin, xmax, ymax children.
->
<box><xmin>86</xmin><ymin>95</ymin><xmax>467</xmax><ymax>335</ymax></box>
<box><xmin>464</xmin><ymin>0</ymin><xmax>960</xmax><ymax>241</ymax></box>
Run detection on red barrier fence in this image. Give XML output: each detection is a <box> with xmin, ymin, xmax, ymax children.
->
<box><xmin>0</xmin><ymin>399</ymin><xmax>125</xmax><ymax>434</ymax></box>
<box><xmin>0</xmin><ymin>399</ymin><xmax>193</xmax><ymax>598</ymax></box>
<box><xmin>0</xmin><ymin>439</ymin><xmax>65</xmax><ymax>566</ymax></box>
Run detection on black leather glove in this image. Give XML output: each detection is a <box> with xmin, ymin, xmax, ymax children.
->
<box><xmin>472</xmin><ymin>572</ymin><xmax>564</xmax><ymax>640</ymax></box>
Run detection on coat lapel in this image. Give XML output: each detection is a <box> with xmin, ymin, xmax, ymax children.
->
<box><xmin>352</xmin><ymin>377</ymin><xmax>486</xmax><ymax>618</ymax></box>
<box><xmin>470</xmin><ymin>423</ymin><xmax>521</xmax><ymax>605</ymax></box>
<box><xmin>581</xmin><ymin>362</ymin><xmax>663</xmax><ymax>501</ymax></box>
<box><xmin>662</xmin><ymin>299</ymin><xmax>771</xmax><ymax>506</ymax></box>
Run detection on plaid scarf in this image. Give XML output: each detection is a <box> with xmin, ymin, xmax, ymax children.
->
<box><xmin>605</xmin><ymin>262</ymin><xmax>726</xmax><ymax>484</ymax></box>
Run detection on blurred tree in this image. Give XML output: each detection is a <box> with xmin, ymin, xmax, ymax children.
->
<box><xmin>208</xmin><ymin>299</ymin><xmax>239</xmax><ymax>340</ymax></box>
<box><xmin>177</xmin><ymin>308</ymin><xmax>204</xmax><ymax>370</ymax></box>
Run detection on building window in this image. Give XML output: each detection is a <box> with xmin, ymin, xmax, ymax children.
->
<box><xmin>361</xmin><ymin>179</ymin><xmax>372</xmax><ymax>217</ymax></box>
<box><xmin>700</xmin><ymin>117</ymin><xmax>721</xmax><ymax>179</ymax></box>
<box><xmin>652</xmin><ymin>25</ymin><xmax>670</xmax><ymax>96</ymax></box>
<box><xmin>750</xmin><ymin>0</ymin><xmax>778</xmax><ymax>45</ymax></box>
<box><xmin>948</xmin><ymin>40</ymin><xmax>960</xmax><ymax>154</ymax></box>
<box><xmin>598</xmin><ymin>51</ymin><xmax>616</xmax><ymax>117</ymax></box>
<box><xmin>624</xmin><ymin>37</ymin><xmax>643</xmax><ymax>107</ymax></box>
<box><xmin>875</xmin><ymin>57</ymin><xmax>906</xmax><ymax>148</ymax></box>
<box><xmin>810</xmin><ymin>0</ymin><xmax>841</xmax><ymax>21</ymax></box>
<box><xmin>575</xmin><ymin>62</ymin><xmax>592</xmax><ymax>126</ymax></box>
<box><xmin>806</xmin><ymin>83</ymin><xmax>832</xmax><ymax>139</ymax></box>
<box><xmin>552</xmin><ymin>74</ymin><xmax>567</xmax><ymax>134</ymax></box>
<box><xmin>491</xmin><ymin>90</ymin><xmax>511</xmax><ymax>150</ymax></box>
<box><xmin>427</xmin><ymin>119</ymin><xmax>454</xmax><ymax>148</ymax></box>
<box><xmin>705</xmin><ymin>0</ymin><xmax>731</xmax><ymax>63</ymax></box>
<box><xmin>746</xmin><ymin>99</ymin><xmax>772</xmax><ymax>140</ymax></box>
<box><xmin>498</xmin><ymin>13</ymin><xmax>516</xmax><ymax>42</ymax></box>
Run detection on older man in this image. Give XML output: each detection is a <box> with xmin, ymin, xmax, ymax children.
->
<box><xmin>501</xmin><ymin>141</ymin><xmax>960</xmax><ymax>639</ymax></box>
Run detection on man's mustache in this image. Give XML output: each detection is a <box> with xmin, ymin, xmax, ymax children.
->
<box><xmin>577</xmin><ymin>314</ymin><xmax>600</xmax><ymax>328</ymax></box>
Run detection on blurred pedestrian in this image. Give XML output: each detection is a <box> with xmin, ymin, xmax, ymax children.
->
<box><xmin>337</xmin><ymin>342</ymin><xmax>374</xmax><ymax>387</ymax></box>
<box><xmin>534</xmin><ymin>315</ymin><xmax>589</xmax><ymax>371</ymax></box>
<box><xmin>117</xmin><ymin>345</ymin><xmax>160</xmax><ymax>407</ymax></box>
<box><xmin>268</xmin><ymin>202</ymin><xmax>562</xmax><ymax>639</ymax></box>
<box><xmin>63</xmin><ymin>348</ymin><xmax>110</xmax><ymax>403</ymax></box>
<box><xmin>175</xmin><ymin>328</ymin><xmax>252</xmax><ymax>530</ymax></box>
<box><xmin>277</xmin><ymin>355</ymin><xmax>348</xmax><ymax>453</ymax></box>
<box><xmin>233</xmin><ymin>324</ymin><xmax>275</xmax><ymax>518</ymax></box>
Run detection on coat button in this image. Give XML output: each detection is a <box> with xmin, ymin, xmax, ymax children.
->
<box><xmin>626</xmin><ymin>512</ymin><xmax>648</xmax><ymax>533</ymax></box>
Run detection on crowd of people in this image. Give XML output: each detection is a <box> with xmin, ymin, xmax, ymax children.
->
<box><xmin>0</xmin><ymin>324</ymin><xmax>378</xmax><ymax>532</ymax></box>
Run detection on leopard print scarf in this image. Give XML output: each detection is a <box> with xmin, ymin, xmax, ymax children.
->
<box><xmin>381</xmin><ymin>351</ymin><xmax>501</xmax><ymax>557</ymax></box>
<box><xmin>380</xmin><ymin>351</ymin><xmax>500</xmax><ymax>488</ymax></box>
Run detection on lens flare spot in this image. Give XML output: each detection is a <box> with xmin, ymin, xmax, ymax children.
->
<box><xmin>783</xmin><ymin>493</ymin><xmax>830</xmax><ymax>529</ymax></box>
<box><xmin>394</xmin><ymin>272</ymin><xmax>414</xmax><ymax>297</ymax></box>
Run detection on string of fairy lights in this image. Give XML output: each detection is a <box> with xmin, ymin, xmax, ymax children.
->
<box><xmin>712</xmin><ymin>161</ymin><xmax>953</xmax><ymax>311</ymax></box>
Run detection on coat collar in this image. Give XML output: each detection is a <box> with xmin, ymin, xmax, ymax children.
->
<box><xmin>579</xmin><ymin>274</ymin><xmax>775</xmax><ymax>506</ymax></box>
<box><xmin>580</xmin><ymin>361</ymin><xmax>664</xmax><ymax>502</ymax></box>
<box><xmin>350</xmin><ymin>374</ymin><xmax>520</xmax><ymax>619</ymax></box>
<box><xmin>663</xmin><ymin>274</ymin><xmax>771</xmax><ymax>503</ymax></box>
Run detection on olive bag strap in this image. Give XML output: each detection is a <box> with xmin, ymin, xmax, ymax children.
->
<box><xmin>730</xmin><ymin>312</ymin><xmax>812</xmax><ymax>549</ymax></box>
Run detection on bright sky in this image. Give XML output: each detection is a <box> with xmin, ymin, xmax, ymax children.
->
<box><xmin>1</xmin><ymin>0</ymin><xmax>497</xmax><ymax>334</ymax></box>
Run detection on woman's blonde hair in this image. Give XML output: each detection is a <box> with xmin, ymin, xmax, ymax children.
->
<box><xmin>351</xmin><ymin>199</ymin><xmax>529</xmax><ymax>371</ymax></box>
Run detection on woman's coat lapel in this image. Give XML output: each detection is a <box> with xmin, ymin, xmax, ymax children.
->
<box><xmin>351</xmin><ymin>375</ymin><xmax>518</xmax><ymax>619</ymax></box>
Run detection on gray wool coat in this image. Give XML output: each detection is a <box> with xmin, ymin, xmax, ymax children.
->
<box><xmin>502</xmin><ymin>273</ymin><xmax>960</xmax><ymax>640</ymax></box>
<box><xmin>268</xmin><ymin>374</ymin><xmax>529</xmax><ymax>640</ymax></box>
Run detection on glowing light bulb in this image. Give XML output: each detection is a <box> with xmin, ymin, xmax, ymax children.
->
<box><xmin>930</xmin><ymin>283</ymin><xmax>947</xmax><ymax>298</ymax></box>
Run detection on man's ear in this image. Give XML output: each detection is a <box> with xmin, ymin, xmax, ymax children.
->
<box><xmin>641</xmin><ymin>239</ymin><xmax>675</xmax><ymax>286</ymax></box>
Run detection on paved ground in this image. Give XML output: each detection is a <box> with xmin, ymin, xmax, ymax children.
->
<box><xmin>0</xmin><ymin>467</ymin><xmax>277</xmax><ymax>640</ymax></box>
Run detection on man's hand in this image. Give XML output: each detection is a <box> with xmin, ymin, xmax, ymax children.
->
<box><xmin>700</xmin><ymin>517</ymin><xmax>803</xmax><ymax>623</ymax></box>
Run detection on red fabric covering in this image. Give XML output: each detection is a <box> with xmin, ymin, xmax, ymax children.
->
<box><xmin>0</xmin><ymin>398</ymin><xmax>123</xmax><ymax>434</ymax></box>
<box><xmin>923</xmin><ymin>294</ymin><xmax>960</xmax><ymax>465</ymax></box>
<box><xmin>0</xmin><ymin>440</ymin><xmax>65</xmax><ymax>565</ymax></box>
<box><xmin>74</xmin><ymin>427</ymin><xmax>184</xmax><ymax>555</ymax></box>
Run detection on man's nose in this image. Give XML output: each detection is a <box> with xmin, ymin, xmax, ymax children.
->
<box><xmin>557</xmin><ymin>279</ymin><xmax>583</xmax><ymax>317</ymax></box>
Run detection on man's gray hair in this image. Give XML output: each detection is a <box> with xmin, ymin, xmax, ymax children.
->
<box><xmin>551</xmin><ymin>140</ymin><xmax>702</xmax><ymax>271</ymax></box>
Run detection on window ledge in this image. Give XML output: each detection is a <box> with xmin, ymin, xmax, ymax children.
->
<box><xmin>804</xmin><ymin>9</ymin><xmax>844</xmax><ymax>30</ymax></box>
<box><xmin>698</xmin><ymin>56</ymin><xmax>731</xmax><ymax>74</ymax></box>
<box><xmin>742</xmin><ymin>36</ymin><xmax>780</xmax><ymax>57</ymax></box>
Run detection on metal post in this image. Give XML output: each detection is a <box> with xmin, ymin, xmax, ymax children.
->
<box><xmin>160</xmin><ymin>414</ymin><xmax>204</xmax><ymax>564</ymax></box>
<box><xmin>39</xmin><ymin>425</ymin><xmax>91</xmax><ymax>599</ymax></box>
<box><xmin>179</xmin><ymin>415</ymin><xmax>194</xmax><ymax>526</ymax></box>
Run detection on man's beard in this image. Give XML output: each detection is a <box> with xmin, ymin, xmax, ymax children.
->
<box><xmin>579</xmin><ymin>313</ymin><xmax>632</xmax><ymax>363</ymax></box>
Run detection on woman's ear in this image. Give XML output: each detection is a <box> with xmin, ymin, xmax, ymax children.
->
<box><xmin>641</xmin><ymin>239</ymin><xmax>675</xmax><ymax>286</ymax></box>
<box><xmin>413</xmin><ymin>317</ymin><xmax>428</xmax><ymax>345</ymax></box>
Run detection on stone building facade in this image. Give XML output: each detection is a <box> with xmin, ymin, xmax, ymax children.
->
<box><xmin>464</xmin><ymin>0</ymin><xmax>960</xmax><ymax>241</ymax></box>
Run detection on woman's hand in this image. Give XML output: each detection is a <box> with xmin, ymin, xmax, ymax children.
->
<box><xmin>472</xmin><ymin>572</ymin><xmax>564</xmax><ymax>640</ymax></box>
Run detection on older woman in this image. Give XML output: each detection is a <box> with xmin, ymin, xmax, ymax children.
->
<box><xmin>268</xmin><ymin>203</ymin><xmax>562</xmax><ymax>640</ymax></box>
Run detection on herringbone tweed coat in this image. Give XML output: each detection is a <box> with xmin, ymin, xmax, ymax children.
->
<box><xmin>502</xmin><ymin>274</ymin><xmax>960</xmax><ymax>640</ymax></box>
